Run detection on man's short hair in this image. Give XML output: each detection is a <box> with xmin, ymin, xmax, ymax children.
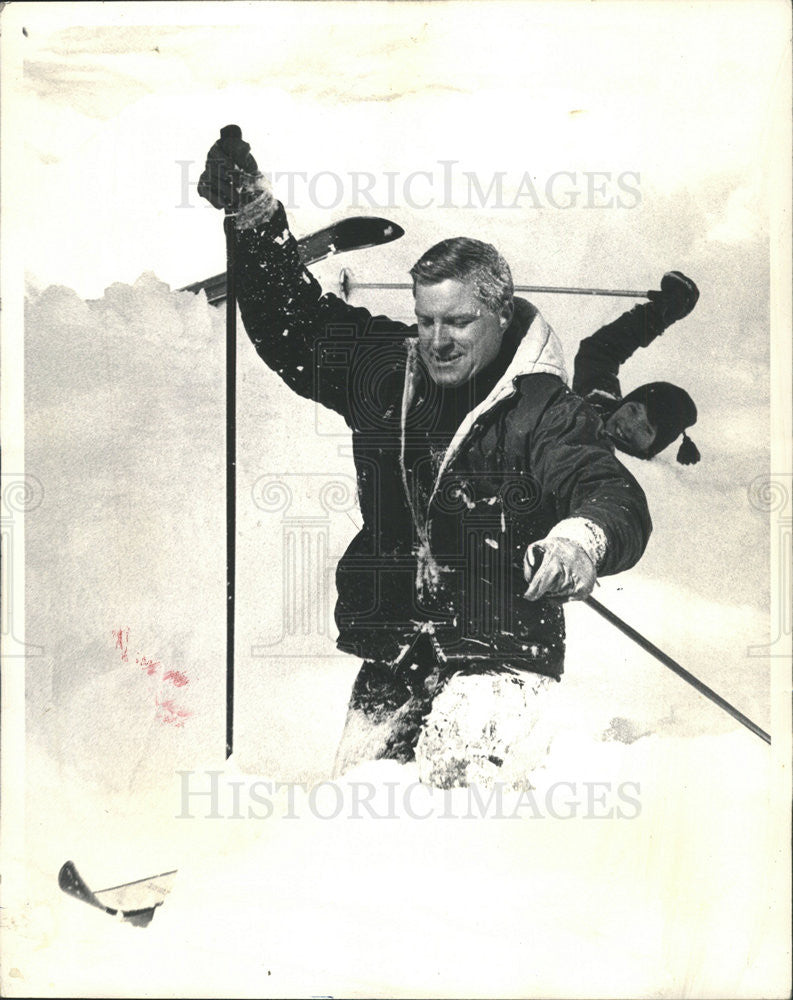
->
<box><xmin>409</xmin><ymin>237</ymin><xmax>514</xmax><ymax>314</ymax></box>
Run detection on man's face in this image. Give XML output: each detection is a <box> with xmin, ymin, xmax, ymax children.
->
<box><xmin>414</xmin><ymin>279</ymin><xmax>511</xmax><ymax>388</ymax></box>
<box><xmin>605</xmin><ymin>401</ymin><xmax>657</xmax><ymax>454</ymax></box>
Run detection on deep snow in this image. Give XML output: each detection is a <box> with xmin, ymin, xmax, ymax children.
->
<box><xmin>7</xmin><ymin>262</ymin><xmax>786</xmax><ymax>997</ymax></box>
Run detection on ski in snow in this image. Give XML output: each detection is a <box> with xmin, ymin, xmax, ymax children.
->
<box><xmin>181</xmin><ymin>215</ymin><xmax>405</xmax><ymax>305</ymax></box>
<box><xmin>58</xmin><ymin>860</ymin><xmax>177</xmax><ymax>928</ymax></box>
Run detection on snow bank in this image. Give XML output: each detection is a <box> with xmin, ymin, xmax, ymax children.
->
<box><xmin>8</xmin><ymin>735</ymin><xmax>784</xmax><ymax>999</ymax></box>
<box><xmin>11</xmin><ymin>274</ymin><xmax>784</xmax><ymax>998</ymax></box>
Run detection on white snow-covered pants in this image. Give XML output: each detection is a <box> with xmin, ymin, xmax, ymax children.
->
<box><xmin>333</xmin><ymin>660</ymin><xmax>555</xmax><ymax>789</ymax></box>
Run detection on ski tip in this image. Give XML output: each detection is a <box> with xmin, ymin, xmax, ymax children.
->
<box><xmin>373</xmin><ymin>219</ymin><xmax>405</xmax><ymax>242</ymax></box>
<box><xmin>58</xmin><ymin>862</ymin><xmax>169</xmax><ymax>927</ymax></box>
<box><xmin>58</xmin><ymin>860</ymin><xmax>83</xmax><ymax>894</ymax></box>
<box><xmin>58</xmin><ymin>860</ymin><xmax>74</xmax><ymax>881</ymax></box>
<box><xmin>335</xmin><ymin>217</ymin><xmax>404</xmax><ymax>245</ymax></box>
<box><xmin>58</xmin><ymin>860</ymin><xmax>111</xmax><ymax>914</ymax></box>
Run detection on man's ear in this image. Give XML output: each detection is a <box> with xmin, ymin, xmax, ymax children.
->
<box><xmin>499</xmin><ymin>299</ymin><xmax>514</xmax><ymax>329</ymax></box>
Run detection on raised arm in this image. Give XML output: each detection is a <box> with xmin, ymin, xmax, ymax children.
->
<box><xmin>198</xmin><ymin>128</ymin><xmax>410</xmax><ymax>422</ymax></box>
<box><xmin>234</xmin><ymin>204</ymin><xmax>408</xmax><ymax>421</ymax></box>
<box><xmin>572</xmin><ymin>271</ymin><xmax>699</xmax><ymax>402</ymax></box>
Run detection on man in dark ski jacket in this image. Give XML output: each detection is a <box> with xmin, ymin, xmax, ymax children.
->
<box><xmin>199</xmin><ymin>130</ymin><xmax>652</xmax><ymax>779</ymax></box>
<box><xmin>574</xmin><ymin>272</ymin><xmax>701</xmax><ymax>465</ymax></box>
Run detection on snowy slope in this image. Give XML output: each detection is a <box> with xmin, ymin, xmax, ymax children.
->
<box><xmin>10</xmin><ymin>267</ymin><xmax>785</xmax><ymax>998</ymax></box>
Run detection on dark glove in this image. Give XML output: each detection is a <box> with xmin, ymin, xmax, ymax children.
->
<box><xmin>522</xmin><ymin>538</ymin><xmax>597</xmax><ymax>602</ymax></box>
<box><xmin>647</xmin><ymin>271</ymin><xmax>699</xmax><ymax>328</ymax></box>
<box><xmin>197</xmin><ymin>124</ymin><xmax>260</xmax><ymax>212</ymax></box>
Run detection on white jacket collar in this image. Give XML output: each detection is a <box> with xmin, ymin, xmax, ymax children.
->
<box><xmin>400</xmin><ymin>298</ymin><xmax>568</xmax><ymax>495</ymax></box>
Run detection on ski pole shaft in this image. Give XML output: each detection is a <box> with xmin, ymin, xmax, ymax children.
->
<box><xmin>225</xmin><ymin>210</ymin><xmax>236</xmax><ymax>759</ymax></box>
<box><xmin>338</xmin><ymin>272</ymin><xmax>649</xmax><ymax>300</ymax></box>
<box><xmin>220</xmin><ymin>123</ymin><xmax>242</xmax><ymax>759</ymax></box>
<box><xmin>224</xmin><ymin>210</ymin><xmax>236</xmax><ymax>759</ymax></box>
<box><xmin>517</xmin><ymin>285</ymin><xmax>647</xmax><ymax>298</ymax></box>
<box><xmin>585</xmin><ymin>596</ymin><xmax>770</xmax><ymax>745</ymax></box>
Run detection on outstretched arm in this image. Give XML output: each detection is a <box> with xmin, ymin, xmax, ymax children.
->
<box><xmin>520</xmin><ymin>378</ymin><xmax>653</xmax><ymax>601</ymax></box>
<box><xmin>572</xmin><ymin>271</ymin><xmax>699</xmax><ymax>402</ymax></box>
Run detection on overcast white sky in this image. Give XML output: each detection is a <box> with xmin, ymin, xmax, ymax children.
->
<box><xmin>2</xmin><ymin>1</ymin><xmax>787</xmax><ymax>297</ymax></box>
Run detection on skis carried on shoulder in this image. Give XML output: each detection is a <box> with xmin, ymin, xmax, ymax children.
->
<box><xmin>181</xmin><ymin>216</ymin><xmax>404</xmax><ymax>305</ymax></box>
<box><xmin>58</xmin><ymin>860</ymin><xmax>177</xmax><ymax>928</ymax></box>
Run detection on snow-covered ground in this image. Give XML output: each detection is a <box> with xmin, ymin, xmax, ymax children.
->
<box><xmin>6</xmin><ymin>265</ymin><xmax>786</xmax><ymax>997</ymax></box>
<box><xmin>3</xmin><ymin>6</ymin><xmax>789</xmax><ymax>995</ymax></box>
<box><xmin>9</xmin><ymin>734</ymin><xmax>784</xmax><ymax>999</ymax></box>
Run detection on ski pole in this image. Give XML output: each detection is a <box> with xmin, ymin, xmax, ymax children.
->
<box><xmin>584</xmin><ymin>595</ymin><xmax>770</xmax><ymax>745</ymax></box>
<box><xmin>225</xmin><ymin>210</ymin><xmax>236</xmax><ymax>759</ymax></box>
<box><xmin>220</xmin><ymin>124</ymin><xmax>241</xmax><ymax>760</ymax></box>
<box><xmin>338</xmin><ymin>268</ymin><xmax>649</xmax><ymax>301</ymax></box>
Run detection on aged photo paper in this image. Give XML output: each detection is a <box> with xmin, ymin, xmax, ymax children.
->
<box><xmin>1</xmin><ymin>1</ymin><xmax>791</xmax><ymax>996</ymax></box>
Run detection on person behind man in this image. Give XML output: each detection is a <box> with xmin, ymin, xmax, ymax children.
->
<box><xmin>198</xmin><ymin>128</ymin><xmax>652</xmax><ymax>785</ymax></box>
<box><xmin>574</xmin><ymin>272</ymin><xmax>701</xmax><ymax>465</ymax></box>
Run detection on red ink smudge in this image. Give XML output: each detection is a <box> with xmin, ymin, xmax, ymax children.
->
<box><xmin>111</xmin><ymin>628</ymin><xmax>192</xmax><ymax>725</ymax></box>
<box><xmin>112</xmin><ymin>627</ymin><xmax>130</xmax><ymax>662</ymax></box>
<box><xmin>139</xmin><ymin>655</ymin><xmax>161</xmax><ymax>677</ymax></box>
<box><xmin>156</xmin><ymin>696</ymin><xmax>192</xmax><ymax>728</ymax></box>
<box><xmin>163</xmin><ymin>669</ymin><xmax>189</xmax><ymax>688</ymax></box>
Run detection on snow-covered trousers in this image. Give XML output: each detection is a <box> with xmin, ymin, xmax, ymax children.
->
<box><xmin>333</xmin><ymin>657</ymin><xmax>555</xmax><ymax>789</ymax></box>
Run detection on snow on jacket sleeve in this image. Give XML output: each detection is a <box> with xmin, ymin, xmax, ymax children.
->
<box><xmin>572</xmin><ymin>302</ymin><xmax>666</xmax><ymax>401</ymax></box>
<box><xmin>234</xmin><ymin>202</ymin><xmax>411</xmax><ymax>423</ymax></box>
<box><xmin>524</xmin><ymin>375</ymin><xmax>652</xmax><ymax>576</ymax></box>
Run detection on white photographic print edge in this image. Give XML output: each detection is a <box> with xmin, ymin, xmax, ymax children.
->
<box><xmin>1</xmin><ymin>2</ymin><xmax>791</xmax><ymax>997</ymax></box>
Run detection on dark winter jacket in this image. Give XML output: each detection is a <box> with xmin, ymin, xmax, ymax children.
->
<box><xmin>572</xmin><ymin>302</ymin><xmax>665</xmax><ymax>418</ymax></box>
<box><xmin>235</xmin><ymin>204</ymin><xmax>652</xmax><ymax>680</ymax></box>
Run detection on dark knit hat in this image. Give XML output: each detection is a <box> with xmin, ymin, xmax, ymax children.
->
<box><xmin>620</xmin><ymin>381</ymin><xmax>700</xmax><ymax>464</ymax></box>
